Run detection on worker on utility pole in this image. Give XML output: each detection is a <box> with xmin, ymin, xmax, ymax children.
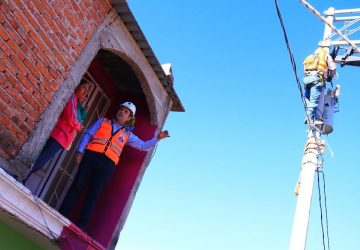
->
<box><xmin>303</xmin><ymin>46</ymin><xmax>336</xmax><ymax>126</ymax></box>
<box><xmin>60</xmin><ymin>101</ymin><xmax>169</xmax><ymax>230</ymax></box>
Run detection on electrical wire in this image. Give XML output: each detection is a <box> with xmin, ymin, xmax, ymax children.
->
<box><xmin>32</xmin><ymin>194</ymin><xmax>59</xmax><ymax>240</ymax></box>
<box><xmin>333</xmin><ymin>22</ymin><xmax>360</xmax><ymax>41</ymax></box>
<box><xmin>274</xmin><ymin>0</ymin><xmax>308</xmax><ymax>114</ymax></box>
<box><xmin>332</xmin><ymin>18</ymin><xmax>360</xmax><ymax>39</ymax></box>
<box><xmin>275</xmin><ymin>1</ymin><xmax>332</xmax><ymax>249</ymax></box>
<box><xmin>316</xmin><ymin>169</ymin><xmax>327</xmax><ymax>250</ymax></box>
<box><xmin>274</xmin><ymin>0</ymin><xmax>325</xmax><ymax>143</ymax></box>
<box><xmin>318</xmin><ymin>170</ymin><xmax>331</xmax><ymax>250</ymax></box>
<box><xmin>144</xmin><ymin>95</ymin><xmax>172</xmax><ymax>169</ymax></box>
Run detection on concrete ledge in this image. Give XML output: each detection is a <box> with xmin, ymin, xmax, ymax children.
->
<box><xmin>0</xmin><ymin>168</ymin><xmax>70</xmax><ymax>241</ymax></box>
<box><xmin>0</xmin><ymin>168</ymin><xmax>105</xmax><ymax>250</ymax></box>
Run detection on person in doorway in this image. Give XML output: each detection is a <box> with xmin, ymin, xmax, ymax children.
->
<box><xmin>59</xmin><ymin>101</ymin><xmax>169</xmax><ymax>230</ymax></box>
<box><xmin>303</xmin><ymin>46</ymin><xmax>336</xmax><ymax>126</ymax></box>
<box><xmin>77</xmin><ymin>101</ymin><xmax>88</xmax><ymax>123</ymax></box>
<box><xmin>66</xmin><ymin>88</ymin><xmax>90</xmax><ymax>150</ymax></box>
<box><xmin>22</xmin><ymin>79</ymin><xmax>91</xmax><ymax>184</ymax></box>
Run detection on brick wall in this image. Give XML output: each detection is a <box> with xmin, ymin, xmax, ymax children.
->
<box><xmin>0</xmin><ymin>0</ymin><xmax>112</xmax><ymax>160</ymax></box>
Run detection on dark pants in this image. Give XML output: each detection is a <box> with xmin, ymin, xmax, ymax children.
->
<box><xmin>23</xmin><ymin>137</ymin><xmax>63</xmax><ymax>184</ymax></box>
<box><xmin>60</xmin><ymin>150</ymin><xmax>115</xmax><ymax>229</ymax></box>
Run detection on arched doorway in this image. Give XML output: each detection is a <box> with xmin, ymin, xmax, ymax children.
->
<box><xmin>25</xmin><ymin>49</ymin><xmax>157</xmax><ymax>246</ymax></box>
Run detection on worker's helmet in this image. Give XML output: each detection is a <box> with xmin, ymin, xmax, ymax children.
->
<box><xmin>121</xmin><ymin>102</ymin><xmax>136</xmax><ymax>116</ymax></box>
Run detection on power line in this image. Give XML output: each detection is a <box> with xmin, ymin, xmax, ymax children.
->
<box><xmin>316</xmin><ymin>169</ymin><xmax>326</xmax><ymax>250</ymax></box>
<box><xmin>317</xmin><ymin>169</ymin><xmax>331</xmax><ymax>250</ymax></box>
<box><xmin>274</xmin><ymin>0</ymin><xmax>326</xmax><ymax>148</ymax></box>
<box><xmin>275</xmin><ymin>1</ymin><xmax>332</xmax><ymax>249</ymax></box>
<box><xmin>274</xmin><ymin>0</ymin><xmax>307</xmax><ymax>113</ymax></box>
<box><xmin>144</xmin><ymin>95</ymin><xmax>172</xmax><ymax>169</ymax></box>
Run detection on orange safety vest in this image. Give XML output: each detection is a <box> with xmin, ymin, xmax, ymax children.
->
<box><xmin>86</xmin><ymin>119</ymin><xmax>129</xmax><ymax>164</ymax></box>
<box><xmin>303</xmin><ymin>47</ymin><xmax>328</xmax><ymax>75</ymax></box>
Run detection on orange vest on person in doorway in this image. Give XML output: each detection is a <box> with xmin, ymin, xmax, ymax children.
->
<box><xmin>86</xmin><ymin>119</ymin><xmax>129</xmax><ymax>164</ymax></box>
<box><xmin>303</xmin><ymin>47</ymin><xmax>328</xmax><ymax>76</ymax></box>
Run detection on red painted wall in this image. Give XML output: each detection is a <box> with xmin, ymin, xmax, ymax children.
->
<box><xmin>60</xmin><ymin>224</ymin><xmax>105</xmax><ymax>250</ymax></box>
<box><xmin>76</xmin><ymin>59</ymin><xmax>157</xmax><ymax>247</ymax></box>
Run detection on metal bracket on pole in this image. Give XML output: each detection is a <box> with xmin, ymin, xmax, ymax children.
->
<box><xmin>322</xmin><ymin>7</ymin><xmax>360</xmax><ymax>67</ymax></box>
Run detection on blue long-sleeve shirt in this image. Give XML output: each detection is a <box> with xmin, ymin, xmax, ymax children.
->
<box><xmin>77</xmin><ymin>118</ymin><xmax>158</xmax><ymax>153</ymax></box>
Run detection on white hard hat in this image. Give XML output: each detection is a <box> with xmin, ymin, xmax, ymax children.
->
<box><xmin>121</xmin><ymin>101</ymin><xmax>136</xmax><ymax>116</ymax></box>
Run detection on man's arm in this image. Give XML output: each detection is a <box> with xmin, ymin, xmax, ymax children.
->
<box><xmin>126</xmin><ymin>131</ymin><xmax>169</xmax><ymax>151</ymax></box>
<box><xmin>127</xmin><ymin>133</ymin><xmax>158</xmax><ymax>151</ymax></box>
<box><xmin>327</xmin><ymin>55</ymin><xmax>337</xmax><ymax>79</ymax></box>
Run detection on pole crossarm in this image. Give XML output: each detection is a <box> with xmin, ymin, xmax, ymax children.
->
<box><xmin>331</xmin><ymin>40</ymin><xmax>360</xmax><ymax>45</ymax></box>
<box><xmin>335</xmin><ymin>55</ymin><xmax>360</xmax><ymax>66</ymax></box>
<box><xmin>333</xmin><ymin>8</ymin><xmax>360</xmax><ymax>15</ymax></box>
<box><xmin>299</xmin><ymin>0</ymin><xmax>360</xmax><ymax>56</ymax></box>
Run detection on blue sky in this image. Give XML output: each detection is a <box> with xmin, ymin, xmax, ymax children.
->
<box><xmin>117</xmin><ymin>1</ymin><xmax>360</xmax><ymax>249</ymax></box>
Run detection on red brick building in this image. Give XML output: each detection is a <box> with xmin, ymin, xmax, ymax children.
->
<box><xmin>0</xmin><ymin>0</ymin><xmax>183</xmax><ymax>249</ymax></box>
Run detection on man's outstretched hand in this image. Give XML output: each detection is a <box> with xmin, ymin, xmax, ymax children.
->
<box><xmin>158</xmin><ymin>130</ymin><xmax>170</xmax><ymax>140</ymax></box>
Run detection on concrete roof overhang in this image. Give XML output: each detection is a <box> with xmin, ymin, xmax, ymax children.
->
<box><xmin>111</xmin><ymin>0</ymin><xmax>185</xmax><ymax>112</ymax></box>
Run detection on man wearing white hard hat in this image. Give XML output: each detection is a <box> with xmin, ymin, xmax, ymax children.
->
<box><xmin>60</xmin><ymin>101</ymin><xmax>169</xmax><ymax>230</ymax></box>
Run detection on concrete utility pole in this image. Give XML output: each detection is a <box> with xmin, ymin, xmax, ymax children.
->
<box><xmin>289</xmin><ymin>4</ymin><xmax>360</xmax><ymax>250</ymax></box>
<box><xmin>289</xmin><ymin>130</ymin><xmax>325</xmax><ymax>250</ymax></box>
<box><xmin>288</xmin><ymin>7</ymin><xmax>334</xmax><ymax>250</ymax></box>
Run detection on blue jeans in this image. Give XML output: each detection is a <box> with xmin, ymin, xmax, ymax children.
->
<box><xmin>304</xmin><ymin>75</ymin><xmax>324</xmax><ymax>122</ymax></box>
<box><xmin>23</xmin><ymin>137</ymin><xmax>63</xmax><ymax>184</ymax></box>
